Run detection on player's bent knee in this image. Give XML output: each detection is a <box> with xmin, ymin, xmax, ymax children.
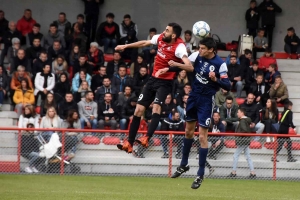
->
<box><xmin>152</xmin><ymin>104</ymin><xmax>161</xmax><ymax>114</ymax></box>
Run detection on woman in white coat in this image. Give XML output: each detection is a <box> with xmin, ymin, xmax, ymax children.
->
<box><xmin>40</xmin><ymin>106</ymin><xmax>61</xmax><ymax>142</ymax></box>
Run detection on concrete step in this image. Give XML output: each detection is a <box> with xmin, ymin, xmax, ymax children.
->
<box><xmin>283</xmin><ymin>78</ymin><xmax>300</xmax><ymax>86</ymax></box>
<box><xmin>281</xmin><ymin>72</ymin><xmax>300</xmax><ymax>81</ymax></box>
<box><xmin>0</xmin><ymin>118</ymin><xmax>14</xmax><ymax>126</ymax></box>
<box><xmin>277</xmin><ymin>59</ymin><xmax>300</xmax><ymax>72</ymax></box>
<box><xmin>1</xmin><ymin>104</ymin><xmax>12</xmax><ymax>111</ymax></box>
<box><xmin>0</xmin><ymin>111</ymin><xmax>18</xmax><ymax>119</ymax></box>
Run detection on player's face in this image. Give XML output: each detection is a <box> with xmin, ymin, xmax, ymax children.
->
<box><xmin>162</xmin><ymin>26</ymin><xmax>174</xmax><ymax>43</ymax></box>
<box><xmin>199</xmin><ymin>44</ymin><xmax>214</xmax><ymax>58</ymax></box>
<box><xmin>213</xmin><ymin>113</ymin><xmax>220</xmax><ymax>122</ymax></box>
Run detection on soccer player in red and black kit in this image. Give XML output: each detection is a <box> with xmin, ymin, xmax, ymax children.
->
<box><xmin>115</xmin><ymin>23</ymin><xmax>193</xmax><ymax>153</ymax></box>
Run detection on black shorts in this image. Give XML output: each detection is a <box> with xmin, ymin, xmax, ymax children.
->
<box><xmin>137</xmin><ymin>77</ymin><xmax>173</xmax><ymax>108</ymax></box>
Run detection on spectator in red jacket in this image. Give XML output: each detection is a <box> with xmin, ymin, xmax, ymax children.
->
<box><xmin>16</xmin><ymin>9</ymin><xmax>36</xmax><ymax>45</ymax></box>
<box><xmin>258</xmin><ymin>48</ymin><xmax>277</xmax><ymax>71</ymax></box>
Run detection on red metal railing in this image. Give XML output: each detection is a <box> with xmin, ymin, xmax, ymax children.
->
<box><xmin>0</xmin><ymin>127</ymin><xmax>299</xmax><ymax>180</ymax></box>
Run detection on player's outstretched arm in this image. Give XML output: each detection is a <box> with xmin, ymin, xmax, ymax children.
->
<box><xmin>115</xmin><ymin>40</ymin><xmax>152</xmax><ymax>51</ymax></box>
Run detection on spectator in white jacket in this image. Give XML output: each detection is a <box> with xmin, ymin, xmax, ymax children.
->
<box><xmin>181</xmin><ymin>30</ymin><xmax>197</xmax><ymax>55</ymax></box>
<box><xmin>18</xmin><ymin>105</ymin><xmax>39</xmax><ymax>131</ymax></box>
<box><xmin>40</xmin><ymin>106</ymin><xmax>61</xmax><ymax>141</ymax></box>
<box><xmin>34</xmin><ymin>64</ymin><xmax>55</xmax><ymax>104</ymax></box>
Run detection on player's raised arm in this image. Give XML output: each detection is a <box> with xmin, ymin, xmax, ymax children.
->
<box><xmin>115</xmin><ymin>34</ymin><xmax>160</xmax><ymax>51</ymax></box>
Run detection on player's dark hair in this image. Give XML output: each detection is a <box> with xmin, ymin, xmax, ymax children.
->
<box><xmin>184</xmin><ymin>30</ymin><xmax>192</xmax><ymax>35</ymax></box>
<box><xmin>252</xmin><ymin>60</ymin><xmax>259</xmax><ymax>65</ymax></box>
<box><xmin>239</xmin><ymin>108</ymin><xmax>246</xmax><ymax>115</ymax></box>
<box><xmin>199</xmin><ymin>37</ymin><xmax>217</xmax><ymax>51</ymax></box>
<box><xmin>77</xmin><ymin>14</ymin><xmax>84</xmax><ymax>19</ymax></box>
<box><xmin>124</xmin><ymin>14</ymin><xmax>131</xmax><ymax>19</ymax></box>
<box><xmin>106</xmin><ymin>13</ymin><xmax>115</xmax><ymax>18</ymax></box>
<box><xmin>168</xmin><ymin>23</ymin><xmax>182</xmax><ymax>39</ymax></box>
<box><xmin>149</xmin><ymin>28</ymin><xmax>157</xmax><ymax>33</ymax></box>
<box><xmin>287</xmin><ymin>27</ymin><xmax>295</xmax><ymax>32</ymax></box>
<box><xmin>244</xmin><ymin>49</ymin><xmax>252</xmax><ymax>55</ymax></box>
<box><xmin>226</xmin><ymin>96</ymin><xmax>233</xmax><ymax>101</ymax></box>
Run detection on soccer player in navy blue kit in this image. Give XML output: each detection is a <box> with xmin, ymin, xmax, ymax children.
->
<box><xmin>157</xmin><ymin>37</ymin><xmax>231</xmax><ymax>189</ymax></box>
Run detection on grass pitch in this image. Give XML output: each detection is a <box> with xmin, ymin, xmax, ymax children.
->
<box><xmin>1</xmin><ymin>175</ymin><xmax>299</xmax><ymax>200</ymax></box>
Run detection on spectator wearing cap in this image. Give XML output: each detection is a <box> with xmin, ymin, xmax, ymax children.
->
<box><xmin>86</xmin><ymin>42</ymin><xmax>104</xmax><ymax>73</ymax></box>
<box><xmin>284</xmin><ymin>27</ymin><xmax>300</xmax><ymax>59</ymax></box>
<box><xmin>26</xmin><ymin>23</ymin><xmax>44</xmax><ymax>47</ymax></box>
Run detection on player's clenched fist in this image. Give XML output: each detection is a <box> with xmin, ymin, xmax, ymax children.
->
<box><xmin>209</xmin><ymin>71</ymin><xmax>217</xmax><ymax>81</ymax></box>
<box><xmin>168</xmin><ymin>60</ymin><xmax>177</xmax><ymax>67</ymax></box>
<box><xmin>115</xmin><ymin>45</ymin><xmax>127</xmax><ymax>51</ymax></box>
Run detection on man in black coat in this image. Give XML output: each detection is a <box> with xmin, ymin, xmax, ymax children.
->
<box><xmin>245</xmin><ymin>0</ymin><xmax>260</xmax><ymax>37</ymax></box>
<box><xmin>132</xmin><ymin>66</ymin><xmax>149</xmax><ymax>96</ymax></box>
<box><xmin>106</xmin><ymin>51</ymin><xmax>125</xmax><ymax>79</ymax></box>
<box><xmin>58</xmin><ymin>93</ymin><xmax>78</xmax><ymax>120</ymax></box>
<box><xmin>32</xmin><ymin>51</ymin><xmax>50</xmax><ymax>77</ymax></box>
<box><xmin>227</xmin><ymin>56</ymin><xmax>243</xmax><ymax>98</ymax></box>
<box><xmin>120</xmin><ymin>96</ymin><xmax>138</xmax><ymax>130</ymax></box>
<box><xmin>26</xmin><ymin>37</ymin><xmax>45</xmax><ymax>65</ymax></box>
<box><xmin>98</xmin><ymin>92</ymin><xmax>118</xmax><ymax>131</ymax></box>
<box><xmin>73</xmin><ymin>54</ymin><xmax>92</xmax><ymax>76</ymax></box>
<box><xmin>245</xmin><ymin>61</ymin><xmax>263</xmax><ymax>95</ymax></box>
<box><xmin>91</xmin><ymin>66</ymin><xmax>106</xmax><ymax>93</ymax></box>
<box><xmin>284</xmin><ymin>27</ymin><xmax>300</xmax><ymax>58</ymax></box>
<box><xmin>10</xmin><ymin>49</ymin><xmax>31</xmax><ymax>74</ymax></box>
<box><xmin>239</xmin><ymin>49</ymin><xmax>252</xmax><ymax>80</ymax></box>
<box><xmin>249</xmin><ymin>73</ymin><xmax>267</xmax><ymax>105</ymax></box>
<box><xmin>47</xmin><ymin>40</ymin><xmax>65</xmax><ymax>62</ymax></box>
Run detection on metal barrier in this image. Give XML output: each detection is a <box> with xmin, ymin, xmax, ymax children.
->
<box><xmin>0</xmin><ymin>127</ymin><xmax>299</xmax><ymax>180</ymax></box>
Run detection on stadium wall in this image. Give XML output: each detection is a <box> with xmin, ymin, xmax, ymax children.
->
<box><xmin>1</xmin><ymin>0</ymin><xmax>300</xmax><ymax>51</ymax></box>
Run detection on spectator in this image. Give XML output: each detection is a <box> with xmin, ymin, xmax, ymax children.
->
<box><xmin>10</xmin><ymin>65</ymin><xmax>33</xmax><ymax>103</ymax></box>
<box><xmin>78</xmin><ymin>91</ymin><xmax>98</xmax><ymax>130</ymax></box>
<box><xmin>239</xmin><ymin>49</ymin><xmax>252</xmax><ymax>79</ymax></box>
<box><xmin>34</xmin><ymin>65</ymin><xmax>55</xmax><ymax>103</ymax></box>
<box><xmin>71</xmin><ymin>14</ymin><xmax>87</xmax><ymax>36</ymax></box>
<box><xmin>258</xmin><ymin>48</ymin><xmax>277</xmax><ymax>71</ymax></box>
<box><xmin>69</xmin><ymin>45</ymin><xmax>79</xmax><ymax>67</ymax></box>
<box><xmin>160</xmin><ymin>110</ymin><xmax>184</xmax><ymax>159</ymax></box>
<box><xmin>10</xmin><ymin>49</ymin><xmax>31</xmax><ymax>74</ymax></box>
<box><xmin>117</xmin><ymin>86</ymin><xmax>135</xmax><ymax>113</ymax></box>
<box><xmin>0</xmin><ymin>21</ymin><xmax>22</xmax><ymax>66</ymax></box>
<box><xmin>98</xmin><ymin>93</ymin><xmax>118</xmax><ymax>131</ymax></box>
<box><xmin>52</xmin><ymin>54</ymin><xmax>69</xmax><ymax>78</ymax></box>
<box><xmin>44</xmin><ymin>23</ymin><xmax>66</xmax><ymax>50</ymax></box>
<box><xmin>284</xmin><ymin>27</ymin><xmax>300</xmax><ymax>59</ymax></box>
<box><xmin>82</xmin><ymin>0</ymin><xmax>103</xmax><ymax>41</ymax></box>
<box><xmin>215</xmin><ymin>88</ymin><xmax>237</xmax><ymax>108</ymax></box>
<box><xmin>53</xmin><ymin>72</ymin><xmax>70</xmax><ymax>105</ymax></box>
<box><xmin>18</xmin><ymin>104</ymin><xmax>39</xmax><ymax>130</ymax></box>
<box><xmin>258</xmin><ymin>0</ymin><xmax>282</xmax><ymax>48</ymax></box>
<box><xmin>32</xmin><ymin>51</ymin><xmax>49</xmax><ymax>77</ymax></box>
<box><xmin>181</xmin><ymin>30</ymin><xmax>197</xmax><ymax>55</ymax></box>
<box><xmin>74</xmin><ymin>80</ymin><xmax>92</xmax><ymax>103</ymax></box>
<box><xmin>52</xmin><ymin>12</ymin><xmax>72</xmax><ymax>46</ymax></box>
<box><xmin>261</xmin><ymin>98</ymin><xmax>278</xmax><ymax>142</ymax></box>
<box><xmin>40</xmin><ymin>92</ymin><xmax>57</xmax><ymax>118</ymax></box>
<box><xmin>220</xmin><ymin>96</ymin><xmax>239</xmax><ymax>132</ymax></box>
<box><xmin>95</xmin><ymin>76</ymin><xmax>118</xmax><ymax>103</ymax></box>
<box><xmin>71</xmin><ymin>69</ymin><xmax>91</xmax><ymax>93</ymax></box>
<box><xmin>119</xmin><ymin>29</ymin><xmax>138</xmax><ymax>63</ymax></box>
<box><xmin>253</xmin><ymin>28</ymin><xmax>268</xmax><ymax>60</ymax></box>
<box><xmin>16</xmin><ymin>9</ymin><xmax>36</xmax><ymax>44</ymax></box>
<box><xmin>47</xmin><ymin>40</ymin><xmax>65</xmax><ymax>61</ymax></box>
<box><xmin>272</xmin><ymin>101</ymin><xmax>297</xmax><ymax>162</ymax></box>
<box><xmin>96</xmin><ymin>13</ymin><xmax>120</xmax><ymax>53</ymax></box>
<box><xmin>106</xmin><ymin>51</ymin><xmax>125</xmax><ymax>79</ymax></box>
<box><xmin>269</xmin><ymin>75</ymin><xmax>289</xmax><ymax>105</ymax></box>
<box><xmin>172</xmin><ymin>70</ymin><xmax>189</xmax><ymax>100</ymax></box>
<box><xmin>225</xmin><ymin>50</ymin><xmax>240</xmax><ymax>66</ymax></box>
<box><xmin>74</xmin><ymin>54</ymin><xmax>92</xmax><ymax>76</ymax></box>
<box><xmin>86</xmin><ymin>42</ymin><xmax>104</xmax><ymax>73</ymax></box>
<box><xmin>176</xmin><ymin>83</ymin><xmax>191</xmax><ymax>106</ymax></box>
<box><xmin>142</xmin><ymin>28</ymin><xmax>157</xmax><ymax>65</ymax></box>
<box><xmin>207</xmin><ymin>112</ymin><xmax>225</xmax><ymax>160</ymax></box>
<box><xmin>132</xmin><ymin>66</ymin><xmax>149</xmax><ymax>96</ymax></box>
<box><xmin>0</xmin><ymin>10</ymin><xmax>8</xmax><ymax>43</ymax></box>
<box><xmin>240</xmin><ymin>93</ymin><xmax>265</xmax><ymax>141</ymax></box>
<box><xmin>26</xmin><ymin>23</ymin><xmax>44</xmax><ymax>47</ymax></box>
<box><xmin>129</xmin><ymin>54</ymin><xmax>146</xmax><ymax>78</ymax></box>
<box><xmin>245</xmin><ymin>61</ymin><xmax>263</xmax><ymax>95</ymax></box>
<box><xmin>111</xmin><ymin>65</ymin><xmax>133</xmax><ymax>93</ymax></box>
<box><xmin>177</xmin><ymin>94</ymin><xmax>188</xmax><ymax>121</ymax></box>
<box><xmin>0</xmin><ymin>66</ymin><xmax>8</xmax><ymax>110</ymax></box>
<box><xmin>249</xmin><ymin>73</ymin><xmax>267</xmax><ymax>105</ymax></box>
<box><xmin>7</xmin><ymin>37</ymin><xmax>21</xmax><ymax>65</ymax></box>
<box><xmin>119</xmin><ymin>14</ymin><xmax>138</xmax><ymax>38</ymax></box>
<box><xmin>161</xmin><ymin>94</ymin><xmax>176</xmax><ymax>119</ymax></box>
<box><xmin>91</xmin><ymin>66</ymin><xmax>106</xmax><ymax>93</ymax></box>
<box><xmin>58</xmin><ymin>93</ymin><xmax>78</xmax><ymax>121</ymax></box>
<box><xmin>26</xmin><ymin>37</ymin><xmax>45</xmax><ymax>65</ymax></box>
<box><xmin>228</xmin><ymin>108</ymin><xmax>256</xmax><ymax>178</ymax></box>
<box><xmin>227</xmin><ymin>55</ymin><xmax>243</xmax><ymax>97</ymax></box>
<box><xmin>120</xmin><ymin>96</ymin><xmax>138</xmax><ymax>130</ymax></box>
<box><xmin>245</xmin><ymin>0</ymin><xmax>260</xmax><ymax>37</ymax></box>
<box><xmin>40</xmin><ymin>106</ymin><xmax>62</xmax><ymax>141</ymax></box>
<box><xmin>265</xmin><ymin>63</ymin><xmax>280</xmax><ymax>92</ymax></box>
<box><xmin>70</xmin><ymin>22</ymin><xmax>87</xmax><ymax>53</ymax></box>
<box><xmin>13</xmin><ymin>79</ymin><xmax>35</xmax><ymax>117</ymax></box>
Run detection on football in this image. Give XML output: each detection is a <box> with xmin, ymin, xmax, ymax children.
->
<box><xmin>192</xmin><ymin>21</ymin><xmax>210</xmax><ymax>38</ymax></box>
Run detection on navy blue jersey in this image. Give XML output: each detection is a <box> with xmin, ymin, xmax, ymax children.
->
<box><xmin>188</xmin><ymin>52</ymin><xmax>231</xmax><ymax>96</ymax></box>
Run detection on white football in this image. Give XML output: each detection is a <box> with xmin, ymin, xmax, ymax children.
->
<box><xmin>192</xmin><ymin>21</ymin><xmax>210</xmax><ymax>38</ymax></box>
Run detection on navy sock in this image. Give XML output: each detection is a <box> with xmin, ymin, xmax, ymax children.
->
<box><xmin>197</xmin><ymin>148</ymin><xmax>208</xmax><ymax>177</ymax></box>
<box><xmin>128</xmin><ymin>116</ymin><xmax>141</xmax><ymax>145</ymax></box>
<box><xmin>180</xmin><ymin>138</ymin><xmax>194</xmax><ymax>166</ymax></box>
<box><xmin>146</xmin><ymin>113</ymin><xmax>161</xmax><ymax>138</ymax></box>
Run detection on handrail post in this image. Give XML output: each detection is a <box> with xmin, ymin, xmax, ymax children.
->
<box><xmin>168</xmin><ymin>132</ymin><xmax>173</xmax><ymax>177</ymax></box>
<box><xmin>17</xmin><ymin>130</ymin><xmax>21</xmax><ymax>173</ymax></box>
<box><xmin>60</xmin><ymin>130</ymin><xmax>65</xmax><ymax>175</ymax></box>
<box><xmin>272</xmin><ymin>135</ymin><xmax>277</xmax><ymax>181</ymax></box>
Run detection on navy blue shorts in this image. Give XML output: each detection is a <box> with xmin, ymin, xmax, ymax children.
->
<box><xmin>186</xmin><ymin>93</ymin><xmax>215</xmax><ymax>128</ymax></box>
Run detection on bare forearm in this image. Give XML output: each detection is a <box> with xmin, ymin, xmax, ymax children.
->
<box><xmin>125</xmin><ymin>40</ymin><xmax>150</xmax><ymax>48</ymax></box>
<box><xmin>174</xmin><ymin>62</ymin><xmax>194</xmax><ymax>72</ymax></box>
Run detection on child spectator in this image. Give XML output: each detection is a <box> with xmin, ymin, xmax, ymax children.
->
<box><xmin>253</xmin><ymin>28</ymin><xmax>268</xmax><ymax>60</ymax></box>
<box><xmin>258</xmin><ymin>48</ymin><xmax>277</xmax><ymax>71</ymax></box>
<box><xmin>284</xmin><ymin>27</ymin><xmax>300</xmax><ymax>59</ymax></box>
<box><xmin>53</xmin><ymin>72</ymin><xmax>70</xmax><ymax>105</ymax></box>
<box><xmin>34</xmin><ymin>65</ymin><xmax>55</xmax><ymax>103</ymax></box>
<box><xmin>71</xmin><ymin>69</ymin><xmax>91</xmax><ymax>93</ymax></box>
<box><xmin>40</xmin><ymin>92</ymin><xmax>57</xmax><ymax>118</ymax></box>
<box><xmin>264</xmin><ymin>63</ymin><xmax>280</xmax><ymax>92</ymax></box>
<box><xmin>228</xmin><ymin>108</ymin><xmax>256</xmax><ymax>178</ymax></box>
<box><xmin>261</xmin><ymin>99</ymin><xmax>278</xmax><ymax>142</ymax></box>
<box><xmin>245</xmin><ymin>61</ymin><xmax>263</xmax><ymax>95</ymax></box>
<box><xmin>249</xmin><ymin>73</ymin><xmax>267</xmax><ymax>105</ymax></box>
<box><xmin>129</xmin><ymin>54</ymin><xmax>146</xmax><ymax>78</ymax></box>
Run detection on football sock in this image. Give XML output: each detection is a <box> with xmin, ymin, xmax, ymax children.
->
<box><xmin>146</xmin><ymin>113</ymin><xmax>161</xmax><ymax>138</ymax></box>
<box><xmin>197</xmin><ymin>147</ymin><xmax>208</xmax><ymax>177</ymax></box>
<box><xmin>128</xmin><ymin>116</ymin><xmax>141</xmax><ymax>146</ymax></box>
<box><xmin>180</xmin><ymin>138</ymin><xmax>194</xmax><ymax>166</ymax></box>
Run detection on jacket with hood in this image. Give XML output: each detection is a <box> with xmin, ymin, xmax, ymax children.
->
<box><xmin>258</xmin><ymin>0</ymin><xmax>282</xmax><ymax>27</ymax></box>
<box><xmin>245</xmin><ymin>6</ymin><xmax>260</xmax><ymax>29</ymax></box>
<box><xmin>71</xmin><ymin>72</ymin><xmax>91</xmax><ymax>93</ymax></box>
<box><xmin>111</xmin><ymin>74</ymin><xmax>132</xmax><ymax>93</ymax></box>
<box><xmin>58</xmin><ymin>100</ymin><xmax>78</xmax><ymax>120</ymax></box>
<box><xmin>269</xmin><ymin>81</ymin><xmax>289</xmax><ymax>101</ymax></box>
<box><xmin>98</xmin><ymin>101</ymin><xmax>118</xmax><ymax>120</ymax></box>
<box><xmin>215</xmin><ymin>89</ymin><xmax>237</xmax><ymax>108</ymax></box>
<box><xmin>13</xmin><ymin>86</ymin><xmax>35</xmax><ymax>105</ymax></box>
<box><xmin>53</xmin><ymin>73</ymin><xmax>70</xmax><ymax>97</ymax></box>
<box><xmin>219</xmin><ymin>103</ymin><xmax>239</xmax><ymax>124</ymax></box>
<box><xmin>44</xmin><ymin>31</ymin><xmax>66</xmax><ymax>49</ymax></box>
<box><xmin>249</xmin><ymin>81</ymin><xmax>266</xmax><ymax>98</ymax></box>
<box><xmin>96</xmin><ymin>21</ymin><xmax>120</xmax><ymax>44</ymax></box>
<box><xmin>10</xmin><ymin>71</ymin><xmax>33</xmax><ymax>90</ymax></box>
<box><xmin>77</xmin><ymin>99</ymin><xmax>98</xmax><ymax>122</ymax></box>
<box><xmin>95</xmin><ymin>85</ymin><xmax>118</xmax><ymax>103</ymax></box>
<box><xmin>119</xmin><ymin>21</ymin><xmax>138</xmax><ymax>38</ymax></box>
<box><xmin>240</xmin><ymin>100</ymin><xmax>261</xmax><ymax>124</ymax></box>
<box><xmin>235</xmin><ymin>116</ymin><xmax>252</xmax><ymax>145</ymax></box>
<box><xmin>16</xmin><ymin>16</ymin><xmax>36</xmax><ymax>36</ymax></box>
<box><xmin>53</xmin><ymin>20</ymin><xmax>72</xmax><ymax>40</ymax></box>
